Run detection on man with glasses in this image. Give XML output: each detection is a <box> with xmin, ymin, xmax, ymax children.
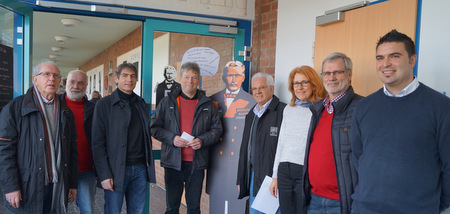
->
<box><xmin>207</xmin><ymin>61</ymin><xmax>255</xmax><ymax>213</ymax></box>
<box><xmin>0</xmin><ymin>61</ymin><xmax>78</xmax><ymax>213</ymax></box>
<box><xmin>92</xmin><ymin>63</ymin><xmax>156</xmax><ymax>213</ymax></box>
<box><xmin>151</xmin><ymin>62</ymin><xmax>222</xmax><ymax>214</ymax></box>
<box><xmin>303</xmin><ymin>52</ymin><xmax>363</xmax><ymax>214</ymax></box>
<box><xmin>237</xmin><ymin>72</ymin><xmax>286</xmax><ymax>214</ymax></box>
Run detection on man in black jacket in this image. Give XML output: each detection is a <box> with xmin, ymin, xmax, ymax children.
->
<box><xmin>236</xmin><ymin>72</ymin><xmax>286</xmax><ymax>214</ymax></box>
<box><xmin>92</xmin><ymin>63</ymin><xmax>156</xmax><ymax>214</ymax></box>
<box><xmin>60</xmin><ymin>70</ymin><xmax>96</xmax><ymax>214</ymax></box>
<box><xmin>151</xmin><ymin>62</ymin><xmax>222</xmax><ymax>214</ymax></box>
<box><xmin>0</xmin><ymin>61</ymin><xmax>78</xmax><ymax>213</ymax></box>
<box><xmin>303</xmin><ymin>52</ymin><xmax>363</xmax><ymax>214</ymax></box>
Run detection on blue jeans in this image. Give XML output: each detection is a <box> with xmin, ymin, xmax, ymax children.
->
<box><xmin>307</xmin><ymin>192</ymin><xmax>340</xmax><ymax>214</ymax></box>
<box><xmin>104</xmin><ymin>164</ymin><xmax>148</xmax><ymax>214</ymax></box>
<box><xmin>249</xmin><ymin>171</ymin><xmax>280</xmax><ymax>214</ymax></box>
<box><xmin>76</xmin><ymin>170</ymin><xmax>96</xmax><ymax>214</ymax></box>
<box><xmin>164</xmin><ymin>162</ymin><xmax>204</xmax><ymax>214</ymax></box>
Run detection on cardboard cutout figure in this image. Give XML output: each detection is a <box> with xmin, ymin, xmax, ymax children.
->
<box><xmin>156</xmin><ymin>65</ymin><xmax>181</xmax><ymax>107</ymax></box>
<box><xmin>207</xmin><ymin>61</ymin><xmax>256</xmax><ymax>213</ymax></box>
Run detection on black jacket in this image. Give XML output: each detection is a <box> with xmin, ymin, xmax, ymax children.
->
<box><xmin>59</xmin><ymin>94</ymin><xmax>95</xmax><ymax>173</ymax></box>
<box><xmin>0</xmin><ymin>87</ymin><xmax>78</xmax><ymax>213</ymax></box>
<box><xmin>150</xmin><ymin>88</ymin><xmax>223</xmax><ymax>171</ymax></box>
<box><xmin>91</xmin><ymin>90</ymin><xmax>156</xmax><ymax>192</ymax></box>
<box><xmin>303</xmin><ymin>86</ymin><xmax>363</xmax><ymax>214</ymax></box>
<box><xmin>236</xmin><ymin>95</ymin><xmax>286</xmax><ymax>199</ymax></box>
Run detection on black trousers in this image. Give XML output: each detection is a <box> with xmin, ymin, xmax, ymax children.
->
<box><xmin>164</xmin><ymin>161</ymin><xmax>205</xmax><ymax>214</ymax></box>
<box><xmin>277</xmin><ymin>162</ymin><xmax>305</xmax><ymax>214</ymax></box>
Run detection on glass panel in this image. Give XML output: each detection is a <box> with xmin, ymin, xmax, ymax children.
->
<box><xmin>0</xmin><ymin>6</ymin><xmax>14</xmax><ymax>109</ymax></box>
<box><xmin>0</xmin><ymin>6</ymin><xmax>14</xmax><ymax>47</ymax></box>
<box><xmin>152</xmin><ymin>31</ymin><xmax>234</xmax><ymax>109</ymax></box>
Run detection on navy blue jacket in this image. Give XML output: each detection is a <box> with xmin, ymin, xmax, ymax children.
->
<box><xmin>303</xmin><ymin>86</ymin><xmax>363</xmax><ymax>214</ymax></box>
<box><xmin>0</xmin><ymin>87</ymin><xmax>78</xmax><ymax>213</ymax></box>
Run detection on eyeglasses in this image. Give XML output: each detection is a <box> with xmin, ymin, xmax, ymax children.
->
<box><xmin>251</xmin><ymin>85</ymin><xmax>269</xmax><ymax>92</ymax></box>
<box><xmin>293</xmin><ymin>80</ymin><xmax>310</xmax><ymax>88</ymax></box>
<box><xmin>321</xmin><ymin>70</ymin><xmax>346</xmax><ymax>77</ymax></box>
<box><xmin>37</xmin><ymin>72</ymin><xmax>61</xmax><ymax>79</ymax></box>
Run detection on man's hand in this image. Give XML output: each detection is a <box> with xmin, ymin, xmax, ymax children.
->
<box><xmin>187</xmin><ymin>138</ymin><xmax>202</xmax><ymax>150</ymax></box>
<box><xmin>101</xmin><ymin>178</ymin><xmax>114</xmax><ymax>191</ymax></box>
<box><xmin>68</xmin><ymin>188</ymin><xmax>77</xmax><ymax>203</ymax></box>
<box><xmin>5</xmin><ymin>190</ymin><xmax>22</xmax><ymax>208</ymax></box>
<box><xmin>237</xmin><ymin>185</ymin><xmax>240</xmax><ymax>192</ymax></box>
<box><xmin>269</xmin><ymin>178</ymin><xmax>278</xmax><ymax>198</ymax></box>
<box><xmin>173</xmin><ymin>136</ymin><xmax>189</xmax><ymax>148</ymax></box>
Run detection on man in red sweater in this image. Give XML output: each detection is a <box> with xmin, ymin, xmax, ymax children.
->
<box><xmin>151</xmin><ymin>62</ymin><xmax>222</xmax><ymax>214</ymax></box>
<box><xmin>303</xmin><ymin>53</ymin><xmax>363</xmax><ymax>214</ymax></box>
<box><xmin>61</xmin><ymin>70</ymin><xmax>96</xmax><ymax>214</ymax></box>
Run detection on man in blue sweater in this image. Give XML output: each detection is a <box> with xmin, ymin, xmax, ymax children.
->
<box><xmin>351</xmin><ymin>29</ymin><xmax>450</xmax><ymax>213</ymax></box>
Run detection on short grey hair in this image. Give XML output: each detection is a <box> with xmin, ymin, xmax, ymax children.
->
<box><xmin>32</xmin><ymin>60</ymin><xmax>58</xmax><ymax>76</ymax></box>
<box><xmin>321</xmin><ymin>52</ymin><xmax>353</xmax><ymax>73</ymax></box>
<box><xmin>66</xmin><ymin>70</ymin><xmax>88</xmax><ymax>85</ymax></box>
<box><xmin>180</xmin><ymin>62</ymin><xmax>200</xmax><ymax>77</ymax></box>
<box><xmin>251</xmin><ymin>72</ymin><xmax>274</xmax><ymax>86</ymax></box>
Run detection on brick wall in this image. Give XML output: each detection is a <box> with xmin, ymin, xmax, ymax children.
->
<box><xmin>79</xmin><ymin>26</ymin><xmax>142</xmax><ymax>96</ymax></box>
<box><xmin>250</xmin><ymin>0</ymin><xmax>278</xmax><ymax>84</ymax></box>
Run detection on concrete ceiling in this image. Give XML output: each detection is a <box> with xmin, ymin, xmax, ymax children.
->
<box><xmin>33</xmin><ymin>12</ymin><xmax>142</xmax><ymax>77</ymax></box>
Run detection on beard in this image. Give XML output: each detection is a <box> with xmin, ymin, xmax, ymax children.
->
<box><xmin>66</xmin><ymin>89</ymin><xmax>85</xmax><ymax>100</ymax></box>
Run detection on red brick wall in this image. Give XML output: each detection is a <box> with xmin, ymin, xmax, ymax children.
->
<box><xmin>250</xmin><ymin>0</ymin><xmax>278</xmax><ymax>84</ymax></box>
<box><xmin>79</xmin><ymin>27</ymin><xmax>142</xmax><ymax>96</ymax></box>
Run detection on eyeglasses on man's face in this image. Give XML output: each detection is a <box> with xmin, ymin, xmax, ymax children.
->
<box><xmin>293</xmin><ymin>80</ymin><xmax>310</xmax><ymax>88</ymax></box>
<box><xmin>251</xmin><ymin>85</ymin><xmax>269</xmax><ymax>92</ymax></box>
<box><xmin>321</xmin><ymin>70</ymin><xmax>347</xmax><ymax>78</ymax></box>
<box><xmin>37</xmin><ymin>72</ymin><xmax>61</xmax><ymax>79</ymax></box>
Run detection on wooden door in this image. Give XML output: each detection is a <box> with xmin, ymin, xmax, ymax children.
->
<box><xmin>314</xmin><ymin>0</ymin><xmax>417</xmax><ymax>96</ymax></box>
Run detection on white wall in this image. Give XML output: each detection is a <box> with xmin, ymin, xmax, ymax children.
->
<box><xmin>275</xmin><ymin>0</ymin><xmax>450</xmax><ymax>103</ymax></box>
<box><xmin>86</xmin><ymin>64</ymin><xmax>104</xmax><ymax>99</ymax></box>
<box><xmin>416</xmin><ymin>0</ymin><xmax>450</xmax><ymax>97</ymax></box>
<box><xmin>274</xmin><ymin>0</ymin><xmax>361</xmax><ymax>103</ymax></box>
<box><xmin>152</xmin><ymin>33</ymin><xmax>170</xmax><ymax>105</ymax></box>
<box><xmin>117</xmin><ymin>46</ymin><xmax>142</xmax><ymax>96</ymax></box>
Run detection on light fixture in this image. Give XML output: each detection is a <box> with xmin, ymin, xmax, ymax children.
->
<box><xmin>49</xmin><ymin>54</ymin><xmax>58</xmax><ymax>59</ymax></box>
<box><xmin>51</xmin><ymin>46</ymin><xmax>64</xmax><ymax>52</ymax></box>
<box><xmin>61</xmin><ymin>18</ymin><xmax>81</xmax><ymax>27</ymax></box>
<box><xmin>55</xmin><ymin>35</ymin><xmax>70</xmax><ymax>43</ymax></box>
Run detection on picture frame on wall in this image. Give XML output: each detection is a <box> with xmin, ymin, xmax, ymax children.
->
<box><xmin>109</xmin><ymin>60</ymin><xmax>113</xmax><ymax>75</ymax></box>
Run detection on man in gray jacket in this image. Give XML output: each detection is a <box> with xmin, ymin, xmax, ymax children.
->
<box><xmin>0</xmin><ymin>61</ymin><xmax>78</xmax><ymax>213</ymax></box>
<box><xmin>92</xmin><ymin>63</ymin><xmax>155</xmax><ymax>214</ymax></box>
<box><xmin>151</xmin><ymin>62</ymin><xmax>222</xmax><ymax>214</ymax></box>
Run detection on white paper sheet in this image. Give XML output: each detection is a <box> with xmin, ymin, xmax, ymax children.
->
<box><xmin>181</xmin><ymin>132</ymin><xmax>195</xmax><ymax>142</ymax></box>
<box><xmin>251</xmin><ymin>176</ymin><xmax>279</xmax><ymax>214</ymax></box>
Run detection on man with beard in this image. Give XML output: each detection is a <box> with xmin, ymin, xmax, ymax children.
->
<box><xmin>60</xmin><ymin>70</ymin><xmax>96</xmax><ymax>214</ymax></box>
<box><xmin>303</xmin><ymin>52</ymin><xmax>363</xmax><ymax>214</ymax></box>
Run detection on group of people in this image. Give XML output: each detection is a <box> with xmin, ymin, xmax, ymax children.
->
<box><xmin>236</xmin><ymin>29</ymin><xmax>450</xmax><ymax>214</ymax></box>
<box><xmin>0</xmin><ymin>29</ymin><xmax>449</xmax><ymax>214</ymax></box>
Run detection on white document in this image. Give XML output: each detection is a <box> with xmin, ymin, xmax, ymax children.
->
<box><xmin>181</xmin><ymin>132</ymin><xmax>195</xmax><ymax>142</ymax></box>
<box><xmin>251</xmin><ymin>176</ymin><xmax>279</xmax><ymax>214</ymax></box>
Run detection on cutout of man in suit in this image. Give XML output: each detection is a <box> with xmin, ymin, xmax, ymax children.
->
<box><xmin>207</xmin><ymin>61</ymin><xmax>256</xmax><ymax>213</ymax></box>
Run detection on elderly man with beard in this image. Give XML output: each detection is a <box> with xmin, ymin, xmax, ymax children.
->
<box><xmin>303</xmin><ymin>52</ymin><xmax>363</xmax><ymax>214</ymax></box>
<box><xmin>60</xmin><ymin>70</ymin><xmax>96</xmax><ymax>214</ymax></box>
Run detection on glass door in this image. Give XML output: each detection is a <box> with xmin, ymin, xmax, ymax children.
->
<box><xmin>0</xmin><ymin>0</ymin><xmax>32</xmax><ymax>107</ymax></box>
<box><xmin>141</xmin><ymin>18</ymin><xmax>247</xmax><ymax>109</ymax></box>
